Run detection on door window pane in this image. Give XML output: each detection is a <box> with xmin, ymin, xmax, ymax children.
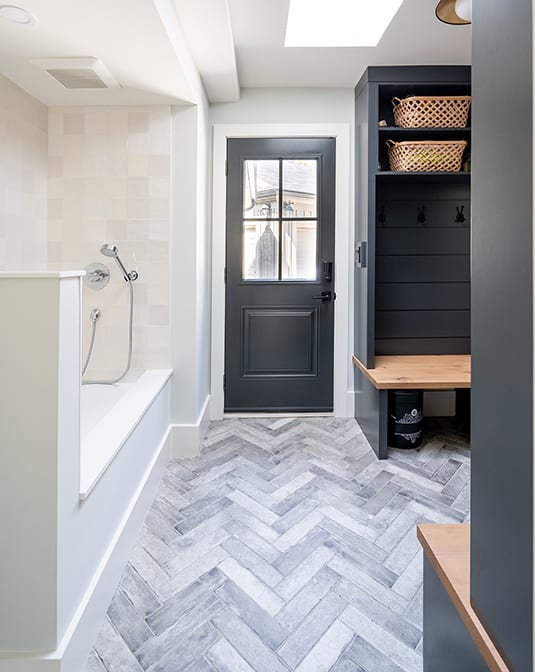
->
<box><xmin>282</xmin><ymin>159</ymin><xmax>317</xmax><ymax>219</ymax></box>
<box><xmin>282</xmin><ymin>221</ymin><xmax>317</xmax><ymax>280</ymax></box>
<box><xmin>243</xmin><ymin>221</ymin><xmax>280</xmax><ymax>280</ymax></box>
<box><xmin>243</xmin><ymin>160</ymin><xmax>279</xmax><ymax>218</ymax></box>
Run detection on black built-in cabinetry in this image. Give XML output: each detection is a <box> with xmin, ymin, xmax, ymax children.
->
<box><xmin>471</xmin><ymin>0</ymin><xmax>533</xmax><ymax>668</ymax></box>
<box><xmin>354</xmin><ymin>66</ymin><xmax>471</xmax><ymax>457</ymax></box>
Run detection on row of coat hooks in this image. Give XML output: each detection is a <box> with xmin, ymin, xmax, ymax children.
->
<box><xmin>377</xmin><ymin>205</ymin><xmax>466</xmax><ymax>225</ymax></box>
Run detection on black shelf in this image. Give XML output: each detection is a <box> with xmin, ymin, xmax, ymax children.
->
<box><xmin>376</xmin><ymin>171</ymin><xmax>471</xmax><ymax>184</ymax></box>
<box><xmin>378</xmin><ymin>127</ymin><xmax>471</xmax><ymax>133</ymax></box>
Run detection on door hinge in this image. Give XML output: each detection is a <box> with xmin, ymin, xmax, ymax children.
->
<box><xmin>223</xmin><ymin>374</ymin><xmax>226</xmax><ymax>390</ymax></box>
<box><xmin>224</xmin><ymin>267</ymin><xmax>227</xmax><ymax>284</ymax></box>
<box><xmin>225</xmin><ymin>159</ymin><xmax>228</xmax><ymax>176</ymax></box>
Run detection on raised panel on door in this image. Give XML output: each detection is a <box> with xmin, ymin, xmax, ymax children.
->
<box><xmin>241</xmin><ymin>307</ymin><xmax>318</xmax><ymax>377</ymax></box>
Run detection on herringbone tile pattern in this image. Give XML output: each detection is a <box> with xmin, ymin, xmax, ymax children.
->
<box><xmin>86</xmin><ymin>417</ymin><xmax>470</xmax><ymax>672</ymax></box>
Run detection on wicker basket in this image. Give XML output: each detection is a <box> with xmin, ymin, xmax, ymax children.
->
<box><xmin>386</xmin><ymin>139</ymin><xmax>467</xmax><ymax>173</ymax></box>
<box><xmin>392</xmin><ymin>95</ymin><xmax>471</xmax><ymax>128</ymax></box>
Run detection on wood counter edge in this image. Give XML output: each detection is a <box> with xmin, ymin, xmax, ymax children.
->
<box><xmin>352</xmin><ymin>354</ymin><xmax>471</xmax><ymax>389</ymax></box>
<box><xmin>417</xmin><ymin>524</ymin><xmax>509</xmax><ymax>672</ymax></box>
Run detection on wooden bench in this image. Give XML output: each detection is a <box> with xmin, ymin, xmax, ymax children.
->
<box><xmin>352</xmin><ymin>354</ymin><xmax>471</xmax><ymax>458</ymax></box>
<box><xmin>418</xmin><ymin>524</ymin><xmax>509</xmax><ymax>672</ymax></box>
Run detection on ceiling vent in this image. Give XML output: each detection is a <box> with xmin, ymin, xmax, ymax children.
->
<box><xmin>30</xmin><ymin>57</ymin><xmax>120</xmax><ymax>89</ymax></box>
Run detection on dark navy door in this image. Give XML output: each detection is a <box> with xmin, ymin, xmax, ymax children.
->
<box><xmin>225</xmin><ymin>137</ymin><xmax>336</xmax><ymax>412</ymax></box>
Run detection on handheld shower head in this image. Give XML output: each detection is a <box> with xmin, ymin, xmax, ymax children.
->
<box><xmin>100</xmin><ymin>243</ymin><xmax>119</xmax><ymax>258</ymax></box>
<box><xmin>99</xmin><ymin>243</ymin><xmax>138</xmax><ymax>282</ymax></box>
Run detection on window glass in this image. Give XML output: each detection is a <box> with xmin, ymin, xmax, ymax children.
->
<box><xmin>243</xmin><ymin>221</ymin><xmax>280</xmax><ymax>280</ymax></box>
<box><xmin>282</xmin><ymin>221</ymin><xmax>317</xmax><ymax>280</ymax></box>
<box><xmin>243</xmin><ymin>160</ymin><xmax>279</xmax><ymax>218</ymax></box>
<box><xmin>282</xmin><ymin>159</ymin><xmax>317</xmax><ymax>219</ymax></box>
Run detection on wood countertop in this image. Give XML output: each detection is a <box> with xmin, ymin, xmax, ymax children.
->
<box><xmin>352</xmin><ymin>354</ymin><xmax>471</xmax><ymax>390</ymax></box>
<box><xmin>417</xmin><ymin>524</ymin><xmax>509</xmax><ymax>672</ymax></box>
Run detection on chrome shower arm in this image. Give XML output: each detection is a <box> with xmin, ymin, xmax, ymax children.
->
<box><xmin>113</xmin><ymin>255</ymin><xmax>131</xmax><ymax>282</ymax></box>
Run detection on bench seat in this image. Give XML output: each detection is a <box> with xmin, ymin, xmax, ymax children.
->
<box><xmin>352</xmin><ymin>354</ymin><xmax>471</xmax><ymax>458</ymax></box>
<box><xmin>352</xmin><ymin>354</ymin><xmax>471</xmax><ymax>390</ymax></box>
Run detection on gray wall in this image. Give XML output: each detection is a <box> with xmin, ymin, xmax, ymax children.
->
<box><xmin>470</xmin><ymin>0</ymin><xmax>533</xmax><ymax>668</ymax></box>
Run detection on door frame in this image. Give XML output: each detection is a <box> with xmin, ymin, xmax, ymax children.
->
<box><xmin>211</xmin><ymin>123</ymin><xmax>353</xmax><ymax>420</ymax></box>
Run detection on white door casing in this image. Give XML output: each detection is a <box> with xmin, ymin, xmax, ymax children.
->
<box><xmin>211</xmin><ymin>123</ymin><xmax>353</xmax><ymax>419</ymax></box>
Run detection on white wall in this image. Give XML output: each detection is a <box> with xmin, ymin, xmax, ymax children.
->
<box><xmin>170</xmin><ymin>88</ymin><xmax>212</xmax><ymax>452</ymax></box>
<box><xmin>0</xmin><ymin>73</ymin><xmax>48</xmax><ymax>270</ymax></box>
<box><xmin>47</xmin><ymin>106</ymin><xmax>172</xmax><ymax>379</ymax></box>
<box><xmin>210</xmin><ymin>87</ymin><xmax>354</xmax><ymax>125</ymax></box>
<box><xmin>196</xmin><ymin>92</ymin><xmax>212</xmax><ymax>414</ymax></box>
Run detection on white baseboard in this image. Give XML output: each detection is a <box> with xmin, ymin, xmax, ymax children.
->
<box><xmin>344</xmin><ymin>390</ymin><xmax>356</xmax><ymax>417</ymax></box>
<box><xmin>171</xmin><ymin>395</ymin><xmax>211</xmax><ymax>458</ymax></box>
<box><xmin>0</xmin><ymin>429</ymin><xmax>171</xmax><ymax>672</ymax></box>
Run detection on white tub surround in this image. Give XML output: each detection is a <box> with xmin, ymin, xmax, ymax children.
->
<box><xmin>81</xmin><ymin>369</ymin><xmax>172</xmax><ymax>498</ymax></box>
<box><xmin>0</xmin><ymin>273</ymin><xmax>172</xmax><ymax>672</ymax></box>
<box><xmin>0</xmin><ymin>271</ymin><xmax>84</xmax><ymax>652</ymax></box>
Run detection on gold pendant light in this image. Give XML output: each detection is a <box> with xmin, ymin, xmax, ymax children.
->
<box><xmin>436</xmin><ymin>0</ymin><xmax>472</xmax><ymax>25</ymax></box>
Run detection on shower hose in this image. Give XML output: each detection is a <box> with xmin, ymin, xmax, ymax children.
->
<box><xmin>82</xmin><ymin>279</ymin><xmax>134</xmax><ymax>386</ymax></box>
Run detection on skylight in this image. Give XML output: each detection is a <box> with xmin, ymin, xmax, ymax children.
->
<box><xmin>284</xmin><ymin>0</ymin><xmax>405</xmax><ymax>48</ymax></box>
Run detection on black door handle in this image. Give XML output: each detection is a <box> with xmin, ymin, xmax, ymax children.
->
<box><xmin>312</xmin><ymin>291</ymin><xmax>336</xmax><ymax>302</ymax></box>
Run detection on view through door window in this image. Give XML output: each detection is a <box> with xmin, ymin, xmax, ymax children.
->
<box><xmin>242</xmin><ymin>159</ymin><xmax>318</xmax><ymax>281</ymax></box>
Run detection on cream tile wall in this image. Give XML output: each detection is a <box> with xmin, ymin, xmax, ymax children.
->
<box><xmin>0</xmin><ymin>74</ymin><xmax>48</xmax><ymax>269</ymax></box>
<box><xmin>47</xmin><ymin>106</ymin><xmax>171</xmax><ymax>378</ymax></box>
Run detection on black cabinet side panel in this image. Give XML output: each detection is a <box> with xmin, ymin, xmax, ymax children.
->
<box><xmin>354</xmin><ymin>83</ymin><xmax>375</xmax><ymax>368</ymax></box>
<box><xmin>423</xmin><ymin>558</ymin><xmax>488</xmax><ymax>672</ymax></box>
<box><xmin>471</xmin><ymin>0</ymin><xmax>533</xmax><ymax>669</ymax></box>
<box><xmin>354</xmin><ymin>370</ymin><xmax>387</xmax><ymax>459</ymax></box>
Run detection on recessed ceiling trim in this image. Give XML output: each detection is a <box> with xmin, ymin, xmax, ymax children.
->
<box><xmin>284</xmin><ymin>0</ymin><xmax>404</xmax><ymax>48</ymax></box>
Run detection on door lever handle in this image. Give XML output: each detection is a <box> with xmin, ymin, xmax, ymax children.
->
<box><xmin>312</xmin><ymin>291</ymin><xmax>336</xmax><ymax>302</ymax></box>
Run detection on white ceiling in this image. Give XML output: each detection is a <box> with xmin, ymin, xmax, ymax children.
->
<box><xmin>0</xmin><ymin>0</ymin><xmax>199</xmax><ymax>106</ymax></box>
<box><xmin>0</xmin><ymin>0</ymin><xmax>471</xmax><ymax>106</ymax></box>
<box><xmin>227</xmin><ymin>0</ymin><xmax>471</xmax><ymax>89</ymax></box>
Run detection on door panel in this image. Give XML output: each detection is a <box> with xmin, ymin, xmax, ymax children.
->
<box><xmin>242</xmin><ymin>307</ymin><xmax>318</xmax><ymax>376</ymax></box>
<box><xmin>225</xmin><ymin>137</ymin><xmax>336</xmax><ymax>412</ymax></box>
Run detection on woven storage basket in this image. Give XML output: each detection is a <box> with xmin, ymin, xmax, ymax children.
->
<box><xmin>392</xmin><ymin>95</ymin><xmax>471</xmax><ymax>128</ymax></box>
<box><xmin>386</xmin><ymin>139</ymin><xmax>467</xmax><ymax>173</ymax></box>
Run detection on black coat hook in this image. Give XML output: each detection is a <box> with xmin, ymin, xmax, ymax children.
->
<box><xmin>417</xmin><ymin>206</ymin><xmax>426</xmax><ymax>224</ymax></box>
<box><xmin>455</xmin><ymin>206</ymin><xmax>466</xmax><ymax>223</ymax></box>
<box><xmin>378</xmin><ymin>205</ymin><xmax>386</xmax><ymax>225</ymax></box>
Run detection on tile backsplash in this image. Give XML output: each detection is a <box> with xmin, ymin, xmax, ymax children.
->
<box><xmin>0</xmin><ymin>74</ymin><xmax>48</xmax><ymax>270</ymax></box>
<box><xmin>47</xmin><ymin>106</ymin><xmax>172</xmax><ymax>377</ymax></box>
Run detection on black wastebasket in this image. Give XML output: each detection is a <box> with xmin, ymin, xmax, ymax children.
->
<box><xmin>389</xmin><ymin>390</ymin><xmax>424</xmax><ymax>448</ymax></box>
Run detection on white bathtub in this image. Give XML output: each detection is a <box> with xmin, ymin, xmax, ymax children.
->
<box><xmin>80</xmin><ymin>369</ymin><xmax>172</xmax><ymax>499</ymax></box>
<box><xmin>81</xmin><ymin>381</ymin><xmax>135</xmax><ymax>437</ymax></box>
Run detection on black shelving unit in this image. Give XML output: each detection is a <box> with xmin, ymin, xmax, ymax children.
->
<box><xmin>354</xmin><ymin>65</ymin><xmax>471</xmax><ymax>456</ymax></box>
<box><xmin>355</xmin><ymin>66</ymin><xmax>472</xmax><ymax>366</ymax></box>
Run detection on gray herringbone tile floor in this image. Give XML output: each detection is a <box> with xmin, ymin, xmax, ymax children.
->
<box><xmin>86</xmin><ymin>417</ymin><xmax>470</xmax><ymax>672</ymax></box>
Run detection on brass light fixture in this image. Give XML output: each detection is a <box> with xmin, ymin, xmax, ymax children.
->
<box><xmin>435</xmin><ymin>0</ymin><xmax>471</xmax><ymax>25</ymax></box>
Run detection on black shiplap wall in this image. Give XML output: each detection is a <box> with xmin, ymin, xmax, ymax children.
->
<box><xmin>375</xmin><ymin>182</ymin><xmax>471</xmax><ymax>356</ymax></box>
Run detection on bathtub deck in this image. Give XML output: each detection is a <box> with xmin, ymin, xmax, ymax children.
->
<box><xmin>87</xmin><ymin>417</ymin><xmax>470</xmax><ymax>672</ymax></box>
<box><xmin>80</xmin><ymin>369</ymin><xmax>172</xmax><ymax>499</ymax></box>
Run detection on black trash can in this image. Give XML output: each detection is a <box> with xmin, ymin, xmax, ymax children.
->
<box><xmin>389</xmin><ymin>390</ymin><xmax>424</xmax><ymax>448</ymax></box>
